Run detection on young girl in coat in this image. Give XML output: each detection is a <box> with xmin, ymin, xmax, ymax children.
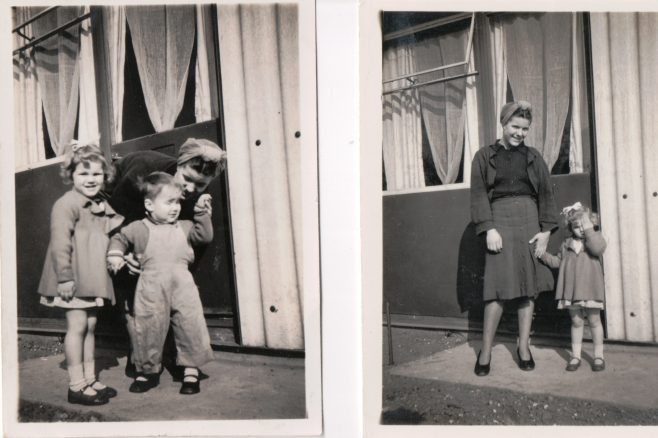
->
<box><xmin>38</xmin><ymin>142</ymin><xmax>124</xmax><ymax>405</ymax></box>
<box><xmin>539</xmin><ymin>202</ymin><xmax>607</xmax><ymax>372</ymax></box>
<box><xmin>106</xmin><ymin>172</ymin><xmax>215</xmax><ymax>395</ymax></box>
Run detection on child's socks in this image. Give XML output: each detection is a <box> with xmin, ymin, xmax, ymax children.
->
<box><xmin>84</xmin><ymin>360</ymin><xmax>108</xmax><ymax>390</ymax></box>
<box><xmin>68</xmin><ymin>363</ymin><xmax>93</xmax><ymax>393</ymax></box>
<box><xmin>183</xmin><ymin>367</ymin><xmax>199</xmax><ymax>383</ymax></box>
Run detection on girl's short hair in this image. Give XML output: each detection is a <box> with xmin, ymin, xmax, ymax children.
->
<box><xmin>137</xmin><ymin>171</ymin><xmax>183</xmax><ymax>201</ymax></box>
<box><xmin>60</xmin><ymin>142</ymin><xmax>114</xmax><ymax>185</ymax></box>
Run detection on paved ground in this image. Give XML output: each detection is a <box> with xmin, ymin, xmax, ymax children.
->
<box><xmin>391</xmin><ymin>337</ymin><xmax>658</xmax><ymax>410</ymax></box>
<box><xmin>18</xmin><ymin>346</ymin><xmax>306</xmax><ymax>422</ymax></box>
<box><xmin>383</xmin><ymin>327</ymin><xmax>658</xmax><ymax>425</ymax></box>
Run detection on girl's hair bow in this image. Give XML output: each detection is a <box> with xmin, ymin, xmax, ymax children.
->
<box><xmin>561</xmin><ymin>202</ymin><xmax>583</xmax><ymax>217</ymax></box>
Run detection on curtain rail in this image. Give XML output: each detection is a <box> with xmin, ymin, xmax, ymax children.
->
<box><xmin>382</xmin><ymin>70</ymin><xmax>479</xmax><ymax>96</ymax></box>
<box><xmin>383</xmin><ymin>13</ymin><xmax>476</xmax><ymax>87</ymax></box>
<box><xmin>383</xmin><ymin>60</ymin><xmax>468</xmax><ymax>84</ymax></box>
<box><xmin>13</xmin><ymin>12</ymin><xmax>91</xmax><ymax>55</ymax></box>
<box><xmin>12</xmin><ymin>6</ymin><xmax>58</xmax><ymax>33</ymax></box>
<box><xmin>383</xmin><ymin>12</ymin><xmax>472</xmax><ymax>41</ymax></box>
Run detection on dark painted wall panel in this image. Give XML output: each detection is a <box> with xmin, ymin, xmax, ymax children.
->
<box><xmin>383</xmin><ymin>173</ymin><xmax>593</xmax><ymax>323</ymax></box>
<box><xmin>15</xmin><ymin>120</ymin><xmax>236</xmax><ymax>321</ymax></box>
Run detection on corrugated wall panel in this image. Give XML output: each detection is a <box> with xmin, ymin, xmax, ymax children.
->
<box><xmin>591</xmin><ymin>13</ymin><xmax>658</xmax><ymax>342</ymax></box>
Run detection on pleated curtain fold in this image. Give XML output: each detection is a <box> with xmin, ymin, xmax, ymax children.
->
<box><xmin>501</xmin><ymin>13</ymin><xmax>572</xmax><ymax>171</ymax></box>
<box><xmin>382</xmin><ymin>43</ymin><xmax>424</xmax><ymax>191</ymax></box>
<box><xmin>32</xmin><ymin>6</ymin><xmax>83</xmax><ymax>156</ymax></box>
<box><xmin>77</xmin><ymin>6</ymin><xmax>99</xmax><ymax>145</ymax></box>
<box><xmin>218</xmin><ymin>4</ymin><xmax>303</xmax><ymax>350</ymax></box>
<box><xmin>13</xmin><ymin>8</ymin><xmax>45</xmax><ymax>167</ymax></box>
<box><xmin>195</xmin><ymin>4</ymin><xmax>220</xmax><ymax>123</ymax></box>
<box><xmin>414</xmin><ymin>28</ymin><xmax>468</xmax><ymax>185</ymax></box>
<box><xmin>125</xmin><ymin>5</ymin><xmax>195</xmax><ymax>133</ymax></box>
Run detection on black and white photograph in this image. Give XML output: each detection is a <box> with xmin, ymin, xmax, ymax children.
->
<box><xmin>1</xmin><ymin>1</ymin><xmax>321</xmax><ymax>436</ymax></box>
<box><xmin>361</xmin><ymin>0</ymin><xmax>658</xmax><ymax>434</ymax></box>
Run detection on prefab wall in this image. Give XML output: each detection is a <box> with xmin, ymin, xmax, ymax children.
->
<box><xmin>590</xmin><ymin>13</ymin><xmax>658</xmax><ymax>343</ymax></box>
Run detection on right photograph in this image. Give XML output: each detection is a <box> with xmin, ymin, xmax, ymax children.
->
<box><xmin>378</xmin><ymin>10</ymin><xmax>658</xmax><ymax>426</ymax></box>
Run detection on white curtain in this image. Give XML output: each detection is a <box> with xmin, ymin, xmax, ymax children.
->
<box><xmin>590</xmin><ymin>13</ymin><xmax>658</xmax><ymax>342</ymax></box>
<box><xmin>569</xmin><ymin>13</ymin><xmax>589</xmax><ymax>173</ymax></box>
<box><xmin>125</xmin><ymin>5</ymin><xmax>195</xmax><ymax>132</ymax></box>
<box><xmin>218</xmin><ymin>4</ymin><xmax>303</xmax><ymax>350</ymax></box>
<box><xmin>99</xmin><ymin>5</ymin><xmax>126</xmax><ymax>145</ymax></box>
<box><xmin>77</xmin><ymin>6</ymin><xmax>99</xmax><ymax>145</ymax></box>
<box><xmin>382</xmin><ymin>43</ymin><xmax>424</xmax><ymax>191</ymax></box>
<box><xmin>13</xmin><ymin>7</ymin><xmax>45</xmax><ymax>167</ymax></box>
<box><xmin>32</xmin><ymin>6</ymin><xmax>82</xmax><ymax>156</ymax></box>
<box><xmin>501</xmin><ymin>13</ymin><xmax>571</xmax><ymax>170</ymax></box>
<box><xmin>414</xmin><ymin>27</ymin><xmax>468</xmax><ymax>185</ymax></box>
<box><xmin>195</xmin><ymin>4</ymin><xmax>219</xmax><ymax>123</ymax></box>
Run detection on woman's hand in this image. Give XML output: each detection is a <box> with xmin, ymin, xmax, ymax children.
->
<box><xmin>57</xmin><ymin>281</ymin><xmax>76</xmax><ymax>302</ymax></box>
<box><xmin>529</xmin><ymin>231</ymin><xmax>551</xmax><ymax>257</ymax></box>
<box><xmin>123</xmin><ymin>253</ymin><xmax>142</xmax><ymax>275</ymax></box>
<box><xmin>486</xmin><ymin>229</ymin><xmax>503</xmax><ymax>253</ymax></box>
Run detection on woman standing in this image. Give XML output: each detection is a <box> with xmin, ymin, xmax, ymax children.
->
<box><xmin>470</xmin><ymin>101</ymin><xmax>558</xmax><ymax>376</ymax></box>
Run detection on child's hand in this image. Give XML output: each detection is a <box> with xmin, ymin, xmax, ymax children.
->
<box><xmin>107</xmin><ymin>255</ymin><xmax>126</xmax><ymax>274</ymax></box>
<box><xmin>194</xmin><ymin>194</ymin><xmax>213</xmax><ymax>216</ymax></box>
<box><xmin>57</xmin><ymin>281</ymin><xmax>76</xmax><ymax>302</ymax></box>
<box><xmin>581</xmin><ymin>214</ymin><xmax>594</xmax><ymax>230</ymax></box>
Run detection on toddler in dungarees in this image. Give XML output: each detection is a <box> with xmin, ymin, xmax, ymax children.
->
<box><xmin>107</xmin><ymin>171</ymin><xmax>215</xmax><ymax>394</ymax></box>
<box><xmin>539</xmin><ymin>202</ymin><xmax>607</xmax><ymax>372</ymax></box>
<box><xmin>38</xmin><ymin>142</ymin><xmax>123</xmax><ymax>406</ymax></box>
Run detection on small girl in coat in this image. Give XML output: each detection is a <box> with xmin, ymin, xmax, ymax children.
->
<box><xmin>106</xmin><ymin>172</ymin><xmax>215</xmax><ymax>395</ymax></box>
<box><xmin>38</xmin><ymin>142</ymin><xmax>124</xmax><ymax>406</ymax></box>
<box><xmin>539</xmin><ymin>202</ymin><xmax>607</xmax><ymax>372</ymax></box>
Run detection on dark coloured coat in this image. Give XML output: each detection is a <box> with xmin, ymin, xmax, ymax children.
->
<box><xmin>105</xmin><ymin>150</ymin><xmax>200</xmax><ymax>224</ymax></box>
<box><xmin>470</xmin><ymin>142</ymin><xmax>558</xmax><ymax>235</ymax></box>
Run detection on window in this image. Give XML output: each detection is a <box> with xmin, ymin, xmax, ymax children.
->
<box><xmin>12</xmin><ymin>5</ymin><xmax>219</xmax><ymax>168</ymax></box>
<box><xmin>382</xmin><ymin>12</ymin><xmax>592</xmax><ymax>193</ymax></box>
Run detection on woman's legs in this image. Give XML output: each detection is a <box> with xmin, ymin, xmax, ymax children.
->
<box><xmin>569</xmin><ymin>308</ymin><xmax>585</xmax><ymax>360</ymax></box>
<box><xmin>479</xmin><ymin>300</ymin><xmax>504</xmax><ymax>364</ymax></box>
<box><xmin>586</xmin><ymin>308</ymin><xmax>604</xmax><ymax>359</ymax></box>
<box><xmin>517</xmin><ymin>298</ymin><xmax>534</xmax><ymax>360</ymax></box>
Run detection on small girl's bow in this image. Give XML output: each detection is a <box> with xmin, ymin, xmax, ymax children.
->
<box><xmin>561</xmin><ymin>202</ymin><xmax>583</xmax><ymax>217</ymax></box>
<box><xmin>69</xmin><ymin>136</ymin><xmax>101</xmax><ymax>153</ymax></box>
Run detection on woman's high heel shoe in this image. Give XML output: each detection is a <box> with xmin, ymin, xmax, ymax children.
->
<box><xmin>474</xmin><ymin>351</ymin><xmax>491</xmax><ymax>376</ymax></box>
<box><xmin>517</xmin><ymin>347</ymin><xmax>535</xmax><ymax>371</ymax></box>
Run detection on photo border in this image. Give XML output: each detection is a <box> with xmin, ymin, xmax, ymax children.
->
<box><xmin>1</xmin><ymin>0</ymin><xmax>321</xmax><ymax>436</ymax></box>
<box><xmin>360</xmin><ymin>1</ymin><xmax>658</xmax><ymax>437</ymax></box>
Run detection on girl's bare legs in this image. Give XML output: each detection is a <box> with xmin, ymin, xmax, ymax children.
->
<box><xmin>569</xmin><ymin>308</ymin><xmax>585</xmax><ymax>361</ymax></box>
<box><xmin>586</xmin><ymin>308</ymin><xmax>604</xmax><ymax>359</ymax></box>
<box><xmin>65</xmin><ymin>309</ymin><xmax>95</xmax><ymax>394</ymax></box>
<box><xmin>517</xmin><ymin>298</ymin><xmax>534</xmax><ymax>360</ymax></box>
<box><xmin>83</xmin><ymin>309</ymin><xmax>104</xmax><ymax>390</ymax></box>
<box><xmin>480</xmin><ymin>300</ymin><xmax>504</xmax><ymax>364</ymax></box>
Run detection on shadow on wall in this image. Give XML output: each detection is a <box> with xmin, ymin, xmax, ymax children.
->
<box><xmin>456</xmin><ymin>222</ymin><xmax>485</xmax><ymax>333</ymax></box>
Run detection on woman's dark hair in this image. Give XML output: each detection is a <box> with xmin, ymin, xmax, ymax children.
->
<box><xmin>510</xmin><ymin>107</ymin><xmax>533</xmax><ymax>124</ymax></box>
<box><xmin>184</xmin><ymin>156</ymin><xmax>220</xmax><ymax>177</ymax></box>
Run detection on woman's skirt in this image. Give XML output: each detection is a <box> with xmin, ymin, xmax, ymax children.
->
<box><xmin>483</xmin><ymin>196</ymin><xmax>553</xmax><ymax>301</ymax></box>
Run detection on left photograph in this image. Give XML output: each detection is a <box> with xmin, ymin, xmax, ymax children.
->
<box><xmin>4</xmin><ymin>2</ymin><xmax>320</xmax><ymax>436</ymax></box>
